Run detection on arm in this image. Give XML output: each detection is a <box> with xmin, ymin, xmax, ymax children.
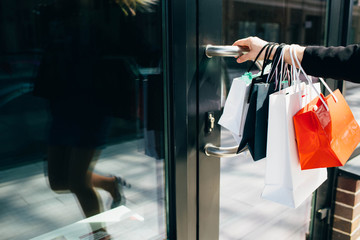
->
<box><xmin>302</xmin><ymin>45</ymin><xmax>360</xmax><ymax>82</ymax></box>
<box><xmin>233</xmin><ymin>37</ymin><xmax>360</xmax><ymax>83</ymax></box>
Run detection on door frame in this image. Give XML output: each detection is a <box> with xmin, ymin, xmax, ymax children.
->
<box><xmin>197</xmin><ymin>0</ymin><xmax>223</xmax><ymax>239</ymax></box>
<box><xmin>164</xmin><ymin>0</ymin><xmax>223</xmax><ymax>239</ymax></box>
<box><xmin>164</xmin><ymin>0</ymin><xmax>199</xmax><ymax>239</ymax></box>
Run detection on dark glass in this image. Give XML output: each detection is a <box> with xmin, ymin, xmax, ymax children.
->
<box><xmin>220</xmin><ymin>0</ymin><xmax>327</xmax><ymax>239</ymax></box>
<box><xmin>0</xmin><ymin>1</ymin><xmax>166</xmax><ymax>239</ymax></box>
<box><xmin>345</xmin><ymin>2</ymin><xmax>360</xmax><ymax>124</ymax></box>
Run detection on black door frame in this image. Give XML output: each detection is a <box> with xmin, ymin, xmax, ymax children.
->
<box><xmin>164</xmin><ymin>0</ymin><xmax>199</xmax><ymax>239</ymax></box>
<box><xmin>164</xmin><ymin>0</ymin><xmax>223</xmax><ymax>239</ymax></box>
<box><xmin>197</xmin><ymin>0</ymin><xmax>223</xmax><ymax>238</ymax></box>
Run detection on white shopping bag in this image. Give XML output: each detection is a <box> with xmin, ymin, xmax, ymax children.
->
<box><xmin>218</xmin><ymin>72</ymin><xmax>253</xmax><ymax>144</ymax></box>
<box><xmin>261</xmin><ymin>46</ymin><xmax>327</xmax><ymax>208</ymax></box>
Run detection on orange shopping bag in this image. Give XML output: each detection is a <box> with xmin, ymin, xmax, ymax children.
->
<box><xmin>293</xmin><ymin>88</ymin><xmax>360</xmax><ymax>170</ymax></box>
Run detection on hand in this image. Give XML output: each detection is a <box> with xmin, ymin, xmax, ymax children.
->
<box><xmin>232</xmin><ymin>37</ymin><xmax>269</xmax><ymax>63</ymax></box>
<box><xmin>233</xmin><ymin>37</ymin><xmax>306</xmax><ymax>67</ymax></box>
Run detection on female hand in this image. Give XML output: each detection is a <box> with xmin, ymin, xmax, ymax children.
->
<box><xmin>232</xmin><ymin>37</ymin><xmax>269</xmax><ymax>63</ymax></box>
<box><xmin>232</xmin><ymin>37</ymin><xmax>305</xmax><ymax>67</ymax></box>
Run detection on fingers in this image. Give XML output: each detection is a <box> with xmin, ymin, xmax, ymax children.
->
<box><xmin>232</xmin><ymin>37</ymin><xmax>253</xmax><ymax>63</ymax></box>
<box><xmin>236</xmin><ymin>52</ymin><xmax>255</xmax><ymax>63</ymax></box>
<box><xmin>232</xmin><ymin>37</ymin><xmax>252</xmax><ymax>48</ymax></box>
<box><xmin>232</xmin><ymin>36</ymin><xmax>268</xmax><ymax>63</ymax></box>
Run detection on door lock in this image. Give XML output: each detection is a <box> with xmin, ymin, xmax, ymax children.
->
<box><xmin>206</xmin><ymin>112</ymin><xmax>215</xmax><ymax>133</ymax></box>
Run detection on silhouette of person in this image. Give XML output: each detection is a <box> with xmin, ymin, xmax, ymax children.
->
<box><xmin>33</xmin><ymin>0</ymin><xmax>157</xmax><ymax>218</ymax></box>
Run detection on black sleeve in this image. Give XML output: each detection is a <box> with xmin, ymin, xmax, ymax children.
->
<box><xmin>301</xmin><ymin>44</ymin><xmax>360</xmax><ymax>83</ymax></box>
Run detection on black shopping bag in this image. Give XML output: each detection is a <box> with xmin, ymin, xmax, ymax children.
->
<box><xmin>237</xmin><ymin>43</ymin><xmax>286</xmax><ymax>160</ymax></box>
<box><xmin>237</xmin><ymin>80</ymin><xmax>276</xmax><ymax>160</ymax></box>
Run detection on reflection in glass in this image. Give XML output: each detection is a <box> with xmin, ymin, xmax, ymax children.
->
<box><xmin>0</xmin><ymin>0</ymin><xmax>166</xmax><ymax>239</ymax></box>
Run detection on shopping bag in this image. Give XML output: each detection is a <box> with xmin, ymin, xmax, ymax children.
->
<box><xmin>288</xmin><ymin>44</ymin><xmax>360</xmax><ymax>170</ymax></box>
<box><xmin>262</xmin><ymin>45</ymin><xmax>327</xmax><ymax>207</ymax></box>
<box><xmin>237</xmin><ymin>80</ymin><xmax>277</xmax><ymax>160</ymax></box>
<box><xmin>262</xmin><ymin>82</ymin><xmax>327</xmax><ymax>208</ymax></box>
<box><xmin>219</xmin><ymin>43</ymin><xmax>278</xmax><ymax>145</ymax></box>
<box><xmin>293</xmin><ymin>88</ymin><xmax>360</xmax><ymax>169</ymax></box>
<box><xmin>218</xmin><ymin>72</ymin><xmax>253</xmax><ymax>144</ymax></box>
<box><xmin>237</xmin><ymin>43</ymin><xmax>287</xmax><ymax>161</ymax></box>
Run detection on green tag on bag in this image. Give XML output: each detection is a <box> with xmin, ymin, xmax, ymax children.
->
<box><xmin>239</xmin><ymin>72</ymin><xmax>253</xmax><ymax>84</ymax></box>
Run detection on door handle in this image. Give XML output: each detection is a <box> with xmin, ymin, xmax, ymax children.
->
<box><xmin>203</xmin><ymin>45</ymin><xmax>254</xmax><ymax>158</ymax></box>
<box><xmin>204</xmin><ymin>143</ymin><xmax>248</xmax><ymax>158</ymax></box>
<box><xmin>205</xmin><ymin>44</ymin><xmax>262</xmax><ymax>69</ymax></box>
<box><xmin>205</xmin><ymin>45</ymin><xmax>248</xmax><ymax>58</ymax></box>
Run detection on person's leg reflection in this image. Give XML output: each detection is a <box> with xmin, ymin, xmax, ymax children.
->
<box><xmin>47</xmin><ymin>145</ymin><xmax>71</xmax><ymax>192</ymax></box>
<box><xmin>91</xmin><ymin>174</ymin><xmax>117</xmax><ymax>200</ymax></box>
<box><xmin>68</xmin><ymin>147</ymin><xmax>102</xmax><ymax>218</ymax></box>
<box><xmin>47</xmin><ymin>145</ymin><xmax>129</xmax><ymax>220</ymax></box>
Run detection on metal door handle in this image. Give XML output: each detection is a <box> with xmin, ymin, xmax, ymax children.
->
<box><xmin>205</xmin><ymin>45</ymin><xmax>249</xmax><ymax>58</ymax></box>
<box><xmin>205</xmin><ymin>44</ymin><xmax>262</xmax><ymax>69</ymax></box>
<box><xmin>204</xmin><ymin>45</ymin><xmax>259</xmax><ymax>158</ymax></box>
<box><xmin>204</xmin><ymin>143</ymin><xmax>248</xmax><ymax>158</ymax></box>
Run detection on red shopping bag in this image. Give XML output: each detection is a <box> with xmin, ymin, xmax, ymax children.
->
<box><xmin>293</xmin><ymin>89</ymin><xmax>360</xmax><ymax>170</ymax></box>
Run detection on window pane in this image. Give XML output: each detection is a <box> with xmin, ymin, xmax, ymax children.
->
<box><xmin>0</xmin><ymin>1</ymin><xmax>166</xmax><ymax>239</ymax></box>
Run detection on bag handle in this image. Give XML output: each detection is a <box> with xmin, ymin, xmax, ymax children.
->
<box><xmin>287</xmin><ymin>45</ymin><xmax>303</xmax><ymax>93</ymax></box>
<box><xmin>266</xmin><ymin>44</ymin><xmax>286</xmax><ymax>88</ymax></box>
<box><xmin>246</xmin><ymin>43</ymin><xmax>274</xmax><ymax>103</ymax></box>
<box><xmin>279</xmin><ymin>47</ymin><xmax>288</xmax><ymax>91</ymax></box>
<box><xmin>290</xmin><ymin>44</ymin><xmax>338</xmax><ymax>103</ymax></box>
<box><xmin>289</xmin><ymin>45</ymin><xmax>327</xmax><ymax>110</ymax></box>
<box><xmin>290</xmin><ymin>45</ymin><xmax>338</xmax><ymax>111</ymax></box>
<box><xmin>247</xmin><ymin>43</ymin><xmax>273</xmax><ymax>72</ymax></box>
<box><xmin>246</xmin><ymin>43</ymin><xmax>282</xmax><ymax>103</ymax></box>
<box><xmin>267</xmin><ymin>44</ymin><xmax>285</xmax><ymax>82</ymax></box>
<box><xmin>319</xmin><ymin>77</ymin><xmax>339</xmax><ymax>103</ymax></box>
<box><xmin>261</xmin><ymin>43</ymin><xmax>277</xmax><ymax>77</ymax></box>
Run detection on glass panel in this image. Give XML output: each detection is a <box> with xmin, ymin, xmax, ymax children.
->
<box><xmin>220</xmin><ymin>0</ymin><xmax>327</xmax><ymax>239</ymax></box>
<box><xmin>345</xmin><ymin>2</ymin><xmax>360</xmax><ymax>125</ymax></box>
<box><xmin>0</xmin><ymin>1</ymin><xmax>166</xmax><ymax>239</ymax></box>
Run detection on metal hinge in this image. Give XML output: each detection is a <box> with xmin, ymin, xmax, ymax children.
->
<box><xmin>317</xmin><ymin>208</ymin><xmax>331</xmax><ymax>225</ymax></box>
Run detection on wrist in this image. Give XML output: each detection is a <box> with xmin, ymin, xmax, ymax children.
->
<box><xmin>266</xmin><ymin>43</ymin><xmax>305</xmax><ymax>67</ymax></box>
<box><xmin>284</xmin><ymin>44</ymin><xmax>306</xmax><ymax>67</ymax></box>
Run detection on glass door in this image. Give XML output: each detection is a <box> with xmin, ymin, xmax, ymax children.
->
<box><xmin>199</xmin><ymin>0</ymin><xmax>328</xmax><ymax>239</ymax></box>
<box><xmin>0</xmin><ymin>1</ymin><xmax>168</xmax><ymax>239</ymax></box>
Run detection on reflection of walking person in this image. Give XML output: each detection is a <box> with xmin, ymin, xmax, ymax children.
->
<box><xmin>46</xmin><ymin>95</ymin><xmax>130</xmax><ymax>217</ymax></box>
<box><xmin>33</xmin><ymin>0</ymin><xmax>159</xmax><ymax>218</ymax></box>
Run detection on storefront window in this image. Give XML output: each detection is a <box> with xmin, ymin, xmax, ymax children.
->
<box><xmin>0</xmin><ymin>1</ymin><xmax>166</xmax><ymax>239</ymax></box>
